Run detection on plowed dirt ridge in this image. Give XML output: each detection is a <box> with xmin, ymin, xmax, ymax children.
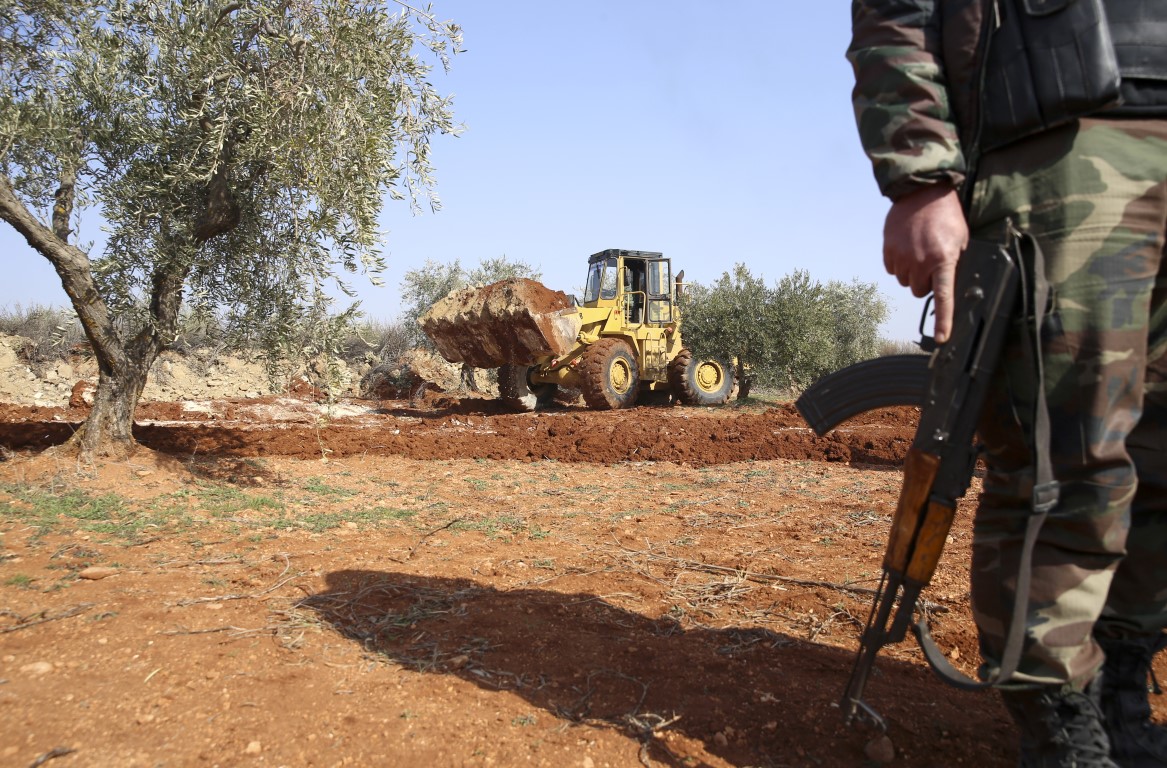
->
<box><xmin>0</xmin><ymin>393</ymin><xmax>1161</xmax><ymax>767</ymax></box>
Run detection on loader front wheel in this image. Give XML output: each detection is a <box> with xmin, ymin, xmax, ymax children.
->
<box><xmin>579</xmin><ymin>338</ymin><xmax>640</xmax><ymax>410</ymax></box>
<box><xmin>498</xmin><ymin>364</ymin><xmax>557</xmax><ymax>412</ymax></box>
<box><xmin>669</xmin><ymin>349</ymin><xmax>734</xmax><ymax>406</ymax></box>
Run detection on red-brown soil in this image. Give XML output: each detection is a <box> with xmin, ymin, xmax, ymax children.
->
<box><xmin>0</xmin><ymin>397</ymin><xmax>915</xmax><ymax>467</ymax></box>
<box><xmin>0</xmin><ymin>395</ymin><xmax>1160</xmax><ymax>767</ymax></box>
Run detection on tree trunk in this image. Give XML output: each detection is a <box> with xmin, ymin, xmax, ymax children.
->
<box><xmin>736</xmin><ymin>361</ymin><xmax>752</xmax><ymax>400</ymax></box>
<box><xmin>66</xmin><ymin>350</ymin><xmax>156</xmax><ymax>459</ymax></box>
<box><xmin>0</xmin><ymin>176</ymin><xmax>182</xmax><ymax>460</ymax></box>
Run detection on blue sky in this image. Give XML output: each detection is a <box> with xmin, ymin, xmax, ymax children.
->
<box><xmin>1</xmin><ymin>2</ymin><xmax>928</xmax><ymax>342</ymax></box>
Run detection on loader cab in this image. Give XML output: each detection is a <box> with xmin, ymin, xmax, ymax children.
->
<box><xmin>582</xmin><ymin>249</ymin><xmax>674</xmax><ymax>326</ymax></box>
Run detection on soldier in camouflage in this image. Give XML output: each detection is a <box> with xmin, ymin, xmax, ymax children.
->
<box><xmin>849</xmin><ymin>2</ymin><xmax>1167</xmax><ymax>766</ymax></box>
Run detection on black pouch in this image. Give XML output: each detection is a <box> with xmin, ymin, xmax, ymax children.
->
<box><xmin>980</xmin><ymin>0</ymin><xmax>1122</xmax><ymax>152</ymax></box>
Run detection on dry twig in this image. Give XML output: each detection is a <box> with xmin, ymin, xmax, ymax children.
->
<box><xmin>400</xmin><ymin>516</ymin><xmax>465</xmax><ymax>561</ymax></box>
<box><xmin>28</xmin><ymin>747</ymin><xmax>76</xmax><ymax>768</ymax></box>
<box><xmin>622</xmin><ymin>546</ymin><xmax>880</xmax><ymax>597</ymax></box>
<box><xmin>0</xmin><ymin>603</ymin><xmax>94</xmax><ymax>634</ymax></box>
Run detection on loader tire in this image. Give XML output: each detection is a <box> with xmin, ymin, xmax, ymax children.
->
<box><xmin>498</xmin><ymin>364</ymin><xmax>557</xmax><ymax>412</ymax></box>
<box><xmin>579</xmin><ymin>338</ymin><xmax>640</xmax><ymax>410</ymax></box>
<box><xmin>669</xmin><ymin>349</ymin><xmax>734</xmax><ymax>406</ymax></box>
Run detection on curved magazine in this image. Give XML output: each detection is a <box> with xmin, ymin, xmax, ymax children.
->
<box><xmin>795</xmin><ymin>355</ymin><xmax>929</xmax><ymax>436</ymax></box>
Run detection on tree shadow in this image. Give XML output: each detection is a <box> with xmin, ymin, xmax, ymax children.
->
<box><xmin>301</xmin><ymin>569</ymin><xmax>1014</xmax><ymax>767</ymax></box>
<box><xmin>0</xmin><ymin>420</ymin><xmax>263</xmax><ymax>458</ymax></box>
<box><xmin>132</xmin><ymin>422</ymin><xmax>261</xmax><ymax>457</ymax></box>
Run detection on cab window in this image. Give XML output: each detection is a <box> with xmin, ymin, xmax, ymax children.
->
<box><xmin>583</xmin><ymin>261</ymin><xmax>604</xmax><ymax>303</ymax></box>
<box><xmin>647</xmin><ymin>260</ymin><xmax>671</xmax><ymax>296</ymax></box>
<box><xmin>645</xmin><ymin>260</ymin><xmax>673</xmax><ymax>323</ymax></box>
<box><xmin>599</xmin><ymin>257</ymin><xmax>619</xmax><ymax>300</ymax></box>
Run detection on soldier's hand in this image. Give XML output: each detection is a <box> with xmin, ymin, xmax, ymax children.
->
<box><xmin>882</xmin><ymin>185</ymin><xmax>968</xmax><ymax>344</ymax></box>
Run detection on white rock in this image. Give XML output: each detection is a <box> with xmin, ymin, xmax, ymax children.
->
<box><xmin>21</xmin><ymin>661</ymin><xmax>54</xmax><ymax>676</ymax></box>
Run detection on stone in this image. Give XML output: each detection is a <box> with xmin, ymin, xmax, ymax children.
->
<box><xmin>78</xmin><ymin>566</ymin><xmax>118</xmax><ymax>580</ymax></box>
<box><xmin>69</xmin><ymin>380</ymin><xmax>96</xmax><ymax>408</ymax></box>
<box><xmin>864</xmin><ymin>735</ymin><xmax>895</xmax><ymax>763</ymax></box>
<box><xmin>21</xmin><ymin>661</ymin><xmax>54</xmax><ymax>676</ymax></box>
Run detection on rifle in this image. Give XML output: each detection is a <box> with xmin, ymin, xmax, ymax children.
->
<box><xmin>795</xmin><ymin>237</ymin><xmax>1023</xmax><ymax>730</ymax></box>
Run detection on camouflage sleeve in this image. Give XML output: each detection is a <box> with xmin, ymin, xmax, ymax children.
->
<box><xmin>847</xmin><ymin>0</ymin><xmax>966</xmax><ymax>200</ymax></box>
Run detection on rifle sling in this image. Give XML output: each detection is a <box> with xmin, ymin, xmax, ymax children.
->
<box><xmin>916</xmin><ymin>230</ymin><xmax>1059</xmax><ymax>690</ymax></box>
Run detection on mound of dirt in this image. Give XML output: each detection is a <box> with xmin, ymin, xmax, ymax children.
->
<box><xmin>360</xmin><ymin>350</ymin><xmax>495</xmax><ymax>400</ymax></box>
<box><xmin>0</xmin><ymin>396</ymin><xmax>917</xmax><ymax>467</ymax></box>
<box><xmin>0</xmin><ymin>334</ymin><xmax>295</xmax><ymax>405</ymax></box>
<box><xmin>420</xmin><ymin>278</ymin><xmax>581</xmax><ymax>368</ymax></box>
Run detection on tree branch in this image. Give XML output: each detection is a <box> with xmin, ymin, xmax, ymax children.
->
<box><xmin>0</xmin><ymin>175</ymin><xmax>126</xmax><ymax>376</ymax></box>
<box><xmin>51</xmin><ymin>166</ymin><xmax>75</xmax><ymax>242</ymax></box>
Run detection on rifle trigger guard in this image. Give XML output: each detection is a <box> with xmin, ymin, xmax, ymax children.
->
<box><xmin>918</xmin><ymin>294</ymin><xmax>937</xmax><ymax>353</ymax></box>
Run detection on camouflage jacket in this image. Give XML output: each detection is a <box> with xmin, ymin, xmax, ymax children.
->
<box><xmin>848</xmin><ymin>0</ymin><xmax>993</xmax><ymax>200</ymax></box>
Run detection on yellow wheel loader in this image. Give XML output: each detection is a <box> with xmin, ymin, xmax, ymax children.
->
<box><xmin>420</xmin><ymin>249</ymin><xmax>734</xmax><ymax>411</ymax></box>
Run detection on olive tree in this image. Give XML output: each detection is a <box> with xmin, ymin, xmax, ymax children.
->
<box><xmin>682</xmin><ymin>264</ymin><xmax>889</xmax><ymax>396</ymax></box>
<box><xmin>823</xmin><ymin>277</ymin><xmax>889</xmax><ymax>371</ymax></box>
<box><xmin>679</xmin><ymin>264</ymin><xmax>777</xmax><ymax>398</ymax></box>
<box><xmin>768</xmin><ymin>270</ymin><xmax>836</xmax><ymax>391</ymax></box>
<box><xmin>0</xmin><ymin>0</ymin><xmax>461</xmax><ymax>457</ymax></box>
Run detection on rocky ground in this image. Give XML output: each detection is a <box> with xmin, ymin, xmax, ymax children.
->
<box><xmin>0</xmin><ymin>342</ymin><xmax>1162</xmax><ymax>768</ymax></box>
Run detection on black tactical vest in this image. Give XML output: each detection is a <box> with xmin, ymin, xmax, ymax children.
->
<box><xmin>978</xmin><ymin>0</ymin><xmax>1167</xmax><ymax>152</ymax></box>
<box><xmin>1105</xmin><ymin>0</ymin><xmax>1167</xmax><ymax>114</ymax></box>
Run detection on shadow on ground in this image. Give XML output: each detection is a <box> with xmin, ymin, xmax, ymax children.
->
<box><xmin>303</xmin><ymin>569</ymin><xmax>1015</xmax><ymax>768</ymax></box>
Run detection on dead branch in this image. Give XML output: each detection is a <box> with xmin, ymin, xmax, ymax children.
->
<box><xmin>28</xmin><ymin>747</ymin><xmax>76</xmax><ymax>768</ymax></box>
<box><xmin>402</xmin><ymin>516</ymin><xmax>464</xmax><ymax>561</ymax></box>
<box><xmin>621</xmin><ymin>546</ymin><xmax>880</xmax><ymax>597</ymax></box>
<box><xmin>0</xmin><ymin>603</ymin><xmax>94</xmax><ymax>634</ymax></box>
<box><xmin>175</xmin><ymin>571</ymin><xmax>302</xmax><ymax>606</ymax></box>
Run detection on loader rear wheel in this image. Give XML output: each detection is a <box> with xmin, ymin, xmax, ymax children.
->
<box><xmin>579</xmin><ymin>338</ymin><xmax>640</xmax><ymax>410</ymax></box>
<box><xmin>669</xmin><ymin>349</ymin><xmax>734</xmax><ymax>406</ymax></box>
<box><xmin>498</xmin><ymin>364</ymin><xmax>557</xmax><ymax>412</ymax></box>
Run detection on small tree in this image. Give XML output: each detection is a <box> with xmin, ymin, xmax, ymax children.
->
<box><xmin>682</xmin><ymin>265</ymin><xmax>889</xmax><ymax>396</ymax></box>
<box><xmin>823</xmin><ymin>278</ymin><xmax>889</xmax><ymax>370</ymax></box>
<box><xmin>679</xmin><ymin>264</ymin><xmax>777</xmax><ymax>398</ymax></box>
<box><xmin>467</xmin><ymin>256</ymin><xmax>542</xmax><ymax>287</ymax></box>
<box><xmin>0</xmin><ymin>1</ymin><xmax>461</xmax><ymax>458</ymax></box>
<box><xmin>769</xmin><ymin>270</ymin><xmax>835</xmax><ymax>391</ymax></box>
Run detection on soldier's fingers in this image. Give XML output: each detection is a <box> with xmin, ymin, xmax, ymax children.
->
<box><xmin>930</xmin><ymin>263</ymin><xmax>956</xmax><ymax>344</ymax></box>
<box><xmin>910</xmin><ymin>263</ymin><xmax>933</xmax><ymax>297</ymax></box>
<box><xmin>884</xmin><ymin>244</ymin><xmax>907</xmax><ymax>286</ymax></box>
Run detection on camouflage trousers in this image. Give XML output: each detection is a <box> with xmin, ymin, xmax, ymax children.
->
<box><xmin>967</xmin><ymin>117</ymin><xmax>1167</xmax><ymax>688</ymax></box>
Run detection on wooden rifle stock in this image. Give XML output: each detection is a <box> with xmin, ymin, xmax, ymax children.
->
<box><xmin>885</xmin><ymin>448</ymin><xmax>942</xmax><ymax>575</ymax></box>
<box><xmin>799</xmin><ymin>238</ymin><xmax>1022</xmax><ymax>729</ymax></box>
<box><xmin>841</xmin><ymin>447</ymin><xmax>953</xmax><ymax>727</ymax></box>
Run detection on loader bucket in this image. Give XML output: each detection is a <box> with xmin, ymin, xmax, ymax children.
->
<box><xmin>419</xmin><ymin>278</ymin><xmax>583</xmax><ymax>369</ymax></box>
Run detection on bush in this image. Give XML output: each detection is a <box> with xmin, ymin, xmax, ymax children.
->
<box><xmin>880</xmin><ymin>338</ymin><xmax>927</xmax><ymax>356</ymax></box>
<box><xmin>0</xmin><ymin>304</ymin><xmax>88</xmax><ymax>370</ymax></box>
<box><xmin>340</xmin><ymin>319</ymin><xmax>412</xmax><ymax>366</ymax></box>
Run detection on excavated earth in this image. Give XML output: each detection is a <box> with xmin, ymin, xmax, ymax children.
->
<box><xmin>419</xmin><ymin>279</ymin><xmax>582</xmax><ymax>368</ymax></box>
<box><xmin>2</xmin><ymin>387</ymin><xmax>1165</xmax><ymax>768</ymax></box>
